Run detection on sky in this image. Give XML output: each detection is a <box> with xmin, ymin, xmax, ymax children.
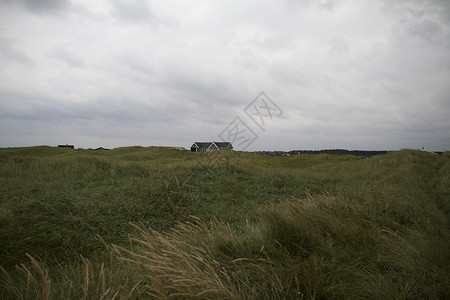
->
<box><xmin>0</xmin><ymin>0</ymin><xmax>449</xmax><ymax>151</ymax></box>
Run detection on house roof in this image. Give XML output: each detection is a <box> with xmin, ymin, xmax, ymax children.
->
<box><xmin>192</xmin><ymin>142</ymin><xmax>212</xmax><ymax>148</ymax></box>
<box><xmin>191</xmin><ymin>142</ymin><xmax>233</xmax><ymax>149</ymax></box>
<box><xmin>214</xmin><ymin>142</ymin><xmax>232</xmax><ymax>148</ymax></box>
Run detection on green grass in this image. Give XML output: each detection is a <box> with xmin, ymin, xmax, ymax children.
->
<box><xmin>0</xmin><ymin>146</ymin><xmax>449</xmax><ymax>299</ymax></box>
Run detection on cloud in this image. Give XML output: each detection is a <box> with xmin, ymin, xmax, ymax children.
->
<box><xmin>289</xmin><ymin>0</ymin><xmax>336</xmax><ymax>11</ymax></box>
<box><xmin>47</xmin><ymin>44</ymin><xmax>87</xmax><ymax>68</ymax></box>
<box><xmin>0</xmin><ymin>37</ymin><xmax>33</xmax><ymax>65</ymax></box>
<box><xmin>408</xmin><ymin>18</ymin><xmax>445</xmax><ymax>44</ymax></box>
<box><xmin>108</xmin><ymin>0</ymin><xmax>153</xmax><ymax>24</ymax></box>
<box><xmin>0</xmin><ymin>0</ymin><xmax>71</xmax><ymax>14</ymax></box>
<box><xmin>0</xmin><ymin>0</ymin><xmax>449</xmax><ymax>150</ymax></box>
<box><xmin>328</xmin><ymin>36</ymin><xmax>350</xmax><ymax>54</ymax></box>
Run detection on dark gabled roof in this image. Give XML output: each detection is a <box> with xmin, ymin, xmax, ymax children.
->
<box><xmin>192</xmin><ymin>142</ymin><xmax>212</xmax><ymax>148</ymax></box>
<box><xmin>192</xmin><ymin>142</ymin><xmax>233</xmax><ymax>150</ymax></box>
<box><xmin>214</xmin><ymin>142</ymin><xmax>232</xmax><ymax>148</ymax></box>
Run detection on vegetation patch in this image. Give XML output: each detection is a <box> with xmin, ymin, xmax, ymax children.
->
<box><xmin>0</xmin><ymin>147</ymin><xmax>449</xmax><ymax>299</ymax></box>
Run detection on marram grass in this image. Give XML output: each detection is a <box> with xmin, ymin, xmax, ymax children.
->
<box><xmin>0</xmin><ymin>147</ymin><xmax>449</xmax><ymax>299</ymax></box>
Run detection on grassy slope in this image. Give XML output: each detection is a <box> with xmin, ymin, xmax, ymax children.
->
<box><xmin>0</xmin><ymin>147</ymin><xmax>357</xmax><ymax>268</ymax></box>
<box><xmin>0</xmin><ymin>147</ymin><xmax>449</xmax><ymax>299</ymax></box>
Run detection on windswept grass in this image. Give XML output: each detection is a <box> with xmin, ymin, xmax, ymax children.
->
<box><xmin>0</xmin><ymin>147</ymin><xmax>449</xmax><ymax>299</ymax></box>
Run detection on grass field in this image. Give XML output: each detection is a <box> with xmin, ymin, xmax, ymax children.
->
<box><xmin>0</xmin><ymin>146</ymin><xmax>449</xmax><ymax>299</ymax></box>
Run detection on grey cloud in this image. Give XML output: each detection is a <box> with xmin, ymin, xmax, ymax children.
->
<box><xmin>0</xmin><ymin>37</ymin><xmax>33</xmax><ymax>65</ymax></box>
<box><xmin>161</xmin><ymin>78</ymin><xmax>244</xmax><ymax>126</ymax></box>
<box><xmin>0</xmin><ymin>89</ymin><xmax>227</xmax><ymax>149</ymax></box>
<box><xmin>328</xmin><ymin>36</ymin><xmax>350</xmax><ymax>54</ymax></box>
<box><xmin>114</xmin><ymin>51</ymin><xmax>244</xmax><ymax>125</ymax></box>
<box><xmin>22</xmin><ymin>0</ymin><xmax>69</xmax><ymax>12</ymax></box>
<box><xmin>384</xmin><ymin>0</ymin><xmax>450</xmax><ymax>45</ymax></box>
<box><xmin>0</xmin><ymin>80</ymin><xmax>229</xmax><ymax>131</ymax></box>
<box><xmin>47</xmin><ymin>44</ymin><xmax>87</xmax><ymax>68</ymax></box>
<box><xmin>1</xmin><ymin>0</ymin><xmax>449</xmax><ymax>150</ymax></box>
<box><xmin>108</xmin><ymin>0</ymin><xmax>153</xmax><ymax>24</ymax></box>
<box><xmin>267</xmin><ymin>62</ymin><xmax>312</xmax><ymax>88</ymax></box>
<box><xmin>0</xmin><ymin>0</ymin><xmax>71</xmax><ymax>14</ymax></box>
<box><xmin>289</xmin><ymin>0</ymin><xmax>335</xmax><ymax>11</ymax></box>
<box><xmin>0</xmin><ymin>94</ymin><xmax>172</xmax><ymax>125</ymax></box>
<box><xmin>317</xmin><ymin>0</ymin><xmax>334</xmax><ymax>11</ymax></box>
<box><xmin>408</xmin><ymin>19</ymin><xmax>445</xmax><ymax>44</ymax></box>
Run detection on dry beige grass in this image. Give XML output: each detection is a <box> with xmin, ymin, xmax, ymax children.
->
<box><xmin>104</xmin><ymin>222</ymin><xmax>238</xmax><ymax>299</ymax></box>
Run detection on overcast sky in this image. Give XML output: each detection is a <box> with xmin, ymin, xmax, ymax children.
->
<box><xmin>0</xmin><ymin>0</ymin><xmax>449</xmax><ymax>151</ymax></box>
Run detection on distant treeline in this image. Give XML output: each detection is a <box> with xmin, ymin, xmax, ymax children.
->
<box><xmin>255</xmin><ymin>149</ymin><xmax>444</xmax><ymax>158</ymax></box>
<box><xmin>289</xmin><ymin>149</ymin><xmax>389</xmax><ymax>158</ymax></box>
<box><xmin>255</xmin><ymin>149</ymin><xmax>389</xmax><ymax>158</ymax></box>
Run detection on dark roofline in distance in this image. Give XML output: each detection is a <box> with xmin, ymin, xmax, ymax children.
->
<box><xmin>58</xmin><ymin>144</ymin><xmax>74</xmax><ymax>149</ymax></box>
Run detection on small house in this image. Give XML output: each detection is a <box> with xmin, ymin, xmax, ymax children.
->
<box><xmin>191</xmin><ymin>141</ymin><xmax>233</xmax><ymax>152</ymax></box>
<box><xmin>58</xmin><ymin>144</ymin><xmax>74</xmax><ymax>149</ymax></box>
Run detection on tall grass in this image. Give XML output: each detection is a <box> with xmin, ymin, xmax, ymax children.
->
<box><xmin>1</xmin><ymin>147</ymin><xmax>449</xmax><ymax>299</ymax></box>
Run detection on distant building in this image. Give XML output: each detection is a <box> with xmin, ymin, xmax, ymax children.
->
<box><xmin>191</xmin><ymin>141</ymin><xmax>233</xmax><ymax>152</ymax></box>
<box><xmin>58</xmin><ymin>144</ymin><xmax>74</xmax><ymax>149</ymax></box>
